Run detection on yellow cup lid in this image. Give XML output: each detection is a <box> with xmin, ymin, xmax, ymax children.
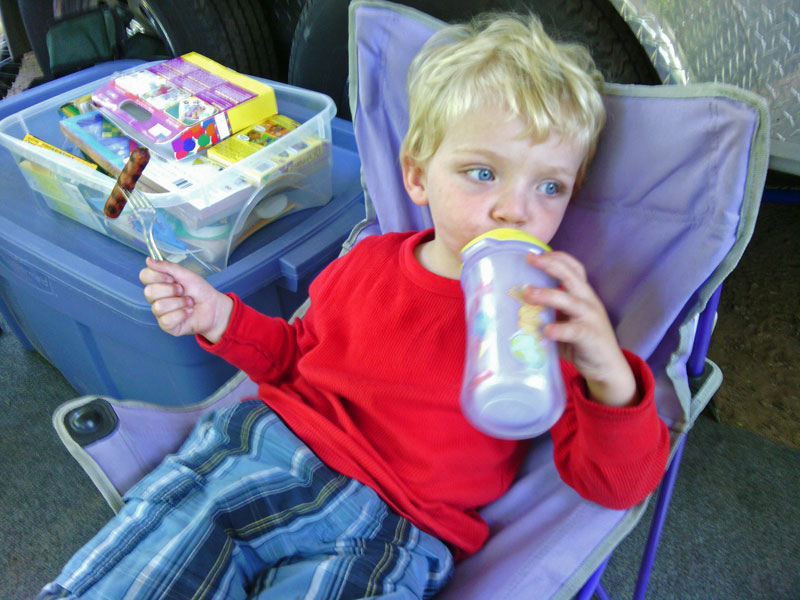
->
<box><xmin>461</xmin><ymin>228</ymin><xmax>551</xmax><ymax>253</ymax></box>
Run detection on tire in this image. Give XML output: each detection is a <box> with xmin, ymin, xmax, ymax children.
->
<box><xmin>17</xmin><ymin>0</ymin><xmax>57</xmax><ymax>77</ymax></box>
<box><xmin>263</xmin><ymin>0</ymin><xmax>308</xmax><ymax>82</ymax></box>
<box><xmin>289</xmin><ymin>0</ymin><xmax>659</xmax><ymax>120</ymax></box>
<box><xmin>526</xmin><ymin>0</ymin><xmax>659</xmax><ymax>84</ymax></box>
<box><xmin>0</xmin><ymin>36</ymin><xmax>23</xmax><ymax>100</ymax></box>
<box><xmin>126</xmin><ymin>0</ymin><xmax>280</xmax><ymax>79</ymax></box>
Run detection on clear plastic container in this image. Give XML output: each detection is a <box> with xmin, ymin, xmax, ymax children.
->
<box><xmin>460</xmin><ymin>228</ymin><xmax>566</xmax><ymax>439</ymax></box>
<box><xmin>0</xmin><ymin>60</ymin><xmax>365</xmax><ymax>406</ymax></box>
<box><xmin>0</xmin><ymin>62</ymin><xmax>336</xmax><ymax>275</ymax></box>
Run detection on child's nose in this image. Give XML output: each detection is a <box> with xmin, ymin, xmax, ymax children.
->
<box><xmin>491</xmin><ymin>190</ymin><xmax>527</xmax><ymax>225</ymax></box>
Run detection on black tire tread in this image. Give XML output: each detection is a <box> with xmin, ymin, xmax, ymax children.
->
<box><xmin>289</xmin><ymin>0</ymin><xmax>350</xmax><ymax>107</ymax></box>
<box><xmin>141</xmin><ymin>0</ymin><xmax>279</xmax><ymax>79</ymax></box>
<box><xmin>288</xmin><ymin>0</ymin><xmax>659</xmax><ymax>119</ymax></box>
<box><xmin>265</xmin><ymin>0</ymin><xmax>307</xmax><ymax>81</ymax></box>
<box><xmin>539</xmin><ymin>0</ymin><xmax>659</xmax><ymax>84</ymax></box>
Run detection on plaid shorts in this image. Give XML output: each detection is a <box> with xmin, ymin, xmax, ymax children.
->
<box><xmin>39</xmin><ymin>401</ymin><xmax>454</xmax><ymax>599</ymax></box>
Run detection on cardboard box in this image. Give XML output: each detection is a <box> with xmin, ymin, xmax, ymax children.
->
<box><xmin>207</xmin><ymin>114</ymin><xmax>299</xmax><ymax>166</ymax></box>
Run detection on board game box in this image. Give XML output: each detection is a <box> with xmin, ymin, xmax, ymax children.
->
<box><xmin>207</xmin><ymin>114</ymin><xmax>299</xmax><ymax>167</ymax></box>
<box><xmin>91</xmin><ymin>53</ymin><xmax>278</xmax><ymax>160</ymax></box>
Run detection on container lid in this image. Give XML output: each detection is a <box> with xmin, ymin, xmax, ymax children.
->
<box><xmin>461</xmin><ymin>228</ymin><xmax>551</xmax><ymax>254</ymax></box>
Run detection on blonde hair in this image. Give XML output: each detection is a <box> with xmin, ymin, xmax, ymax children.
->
<box><xmin>401</xmin><ymin>13</ymin><xmax>606</xmax><ymax>181</ymax></box>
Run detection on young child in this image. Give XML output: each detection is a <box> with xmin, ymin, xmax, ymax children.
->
<box><xmin>39</xmin><ymin>13</ymin><xmax>669</xmax><ymax>600</ymax></box>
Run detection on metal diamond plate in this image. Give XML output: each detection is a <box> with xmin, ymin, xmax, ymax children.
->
<box><xmin>612</xmin><ymin>0</ymin><xmax>800</xmax><ymax>174</ymax></box>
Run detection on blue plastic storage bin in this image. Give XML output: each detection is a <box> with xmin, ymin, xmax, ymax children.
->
<box><xmin>0</xmin><ymin>61</ymin><xmax>339</xmax><ymax>275</ymax></box>
<box><xmin>0</xmin><ymin>62</ymin><xmax>365</xmax><ymax>406</ymax></box>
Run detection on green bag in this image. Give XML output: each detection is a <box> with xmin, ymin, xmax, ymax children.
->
<box><xmin>46</xmin><ymin>8</ymin><xmax>124</xmax><ymax>76</ymax></box>
<box><xmin>45</xmin><ymin>6</ymin><xmax>168</xmax><ymax>78</ymax></box>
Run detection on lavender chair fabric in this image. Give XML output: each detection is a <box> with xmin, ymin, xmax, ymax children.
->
<box><xmin>54</xmin><ymin>373</ymin><xmax>256</xmax><ymax>511</ymax></box>
<box><xmin>54</xmin><ymin>1</ymin><xmax>769</xmax><ymax>598</ymax></box>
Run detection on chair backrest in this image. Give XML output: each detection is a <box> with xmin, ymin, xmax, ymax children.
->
<box><xmin>348</xmin><ymin>0</ymin><xmax>770</xmax><ymax>432</ymax></box>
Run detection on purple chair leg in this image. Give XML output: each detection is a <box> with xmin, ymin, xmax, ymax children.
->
<box><xmin>632</xmin><ymin>434</ymin><xmax>687</xmax><ymax>600</ymax></box>
<box><xmin>576</xmin><ymin>437</ymin><xmax>687</xmax><ymax>600</ymax></box>
<box><xmin>576</xmin><ymin>556</ymin><xmax>611</xmax><ymax>599</ymax></box>
<box><xmin>576</xmin><ymin>286</ymin><xmax>718</xmax><ymax>599</ymax></box>
<box><xmin>595</xmin><ymin>582</ymin><xmax>612</xmax><ymax>600</ymax></box>
<box><xmin>628</xmin><ymin>282</ymin><xmax>714</xmax><ymax>598</ymax></box>
<box><xmin>687</xmin><ymin>285</ymin><xmax>722</xmax><ymax>378</ymax></box>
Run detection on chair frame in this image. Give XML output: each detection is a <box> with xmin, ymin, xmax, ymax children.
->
<box><xmin>577</xmin><ymin>285</ymin><xmax>723</xmax><ymax>599</ymax></box>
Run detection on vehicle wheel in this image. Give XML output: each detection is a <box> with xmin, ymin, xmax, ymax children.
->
<box><xmin>124</xmin><ymin>0</ymin><xmax>280</xmax><ymax>79</ymax></box>
<box><xmin>0</xmin><ymin>36</ymin><xmax>23</xmax><ymax>99</ymax></box>
<box><xmin>534</xmin><ymin>0</ymin><xmax>659</xmax><ymax>84</ymax></box>
<box><xmin>263</xmin><ymin>0</ymin><xmax>308</xmax><ymax>82</ymax></box>
<box><xmin>289</xmin><ymin>0</ymin><xmax>659</xmax><ymax>120</ymax></box>
<box><xmin>17</xmin><ymin>0</ymin><xmax>57</xmax><ymax>77</ymax></box>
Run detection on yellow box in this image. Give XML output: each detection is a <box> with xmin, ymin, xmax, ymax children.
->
<box><xmin>207</xmin><ymin>114</ymin><xmax>299</xmax><ymax>167</ymax></box>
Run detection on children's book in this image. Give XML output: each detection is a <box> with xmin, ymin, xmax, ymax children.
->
<box><xmin>59</xmin><ymin>111</ymin><xmax>138</xmax><ymax>175</ymax></box>
<box><xmin>214</xmin><ymin>134</ymin><xmax>328</xmax><ymax>188</ymax></box>
<box><xmin>60</xmin><ymin>111</ymin><xmax>232</xmax><ymax>188</ymax></box>
<box><xmin>259</xmin><ymin>136</ymin><xmax>327</xmax><ymax>184</ymax></box>
<box><xmin>207</xmin><ymin>114</ymin><xmax>299</xmax><ymax>167</ymax></box>
<box><xmin>58</xmin><ymin>93</ymin><xmax>95</xmax><ymax>119</ymax></box>
<box><xmin>22</xmin><ymin>133</ymin><xmax>98</xmax><ymax>170</ymax></box>
<box><xmin>207</xmin><ymin>114</ymin><xmax>330</xmax><ymax>188</ymax></box>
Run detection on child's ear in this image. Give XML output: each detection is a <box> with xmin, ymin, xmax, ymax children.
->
<box><xmin>402</xmin><ymin>154</ymin><xmax>429</xmax><ymax>207</ymax></box>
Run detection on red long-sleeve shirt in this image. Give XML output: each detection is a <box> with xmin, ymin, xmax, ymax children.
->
<box><xmin>199</xmin><ymin>229</ymin><xmax>669</xmax><ymax>557</ymax></box>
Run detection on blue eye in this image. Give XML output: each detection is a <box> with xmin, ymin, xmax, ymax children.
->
<box><xmin>467</xmin><ymin>168</ymin><xmax>495</xmax><ymax>181</ymax></box>
<box><xmin>538</xmin><ymin>181</ymin><xmax>561</xmax><ymax>195</ymax></box>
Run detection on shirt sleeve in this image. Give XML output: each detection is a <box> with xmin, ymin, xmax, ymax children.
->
<box><xmin>550</xmin><ymin>350</ymin><xmax>671</xmax><ymax>509</ymax></box>
<box><xmin>196</xmin><ymin>293</ymin><xmax>312</xmax><ymax>384</ymax></box>
<box><xmin>195</xmin><ymin>247</ymin><xmax>351</xmax><ymax>384</ymax></box>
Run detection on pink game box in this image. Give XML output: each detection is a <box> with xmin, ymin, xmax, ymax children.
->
<box><xmin>91</xmin><ymin>53</ymin><xmax>278</xmax><ymax>160</ymax></box>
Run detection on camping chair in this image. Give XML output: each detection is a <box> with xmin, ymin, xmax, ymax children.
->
<box><xmin>53</xmin><ymin>1</ymin><xmax>770</xmax><ymax>598</ymax></box>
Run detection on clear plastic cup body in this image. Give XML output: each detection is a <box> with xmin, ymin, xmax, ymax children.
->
<box><xmin>459</xmin><ymin>229</ymin><xmax>566</xmax><ymax>439</ymax></box>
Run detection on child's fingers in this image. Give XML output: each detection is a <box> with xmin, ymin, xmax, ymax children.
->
<box><xmin>142</xmin><ymin>282</ymin><xmax>184</xmax><ymax>305</ymax></box>
<box><xmin>145</xmin><ymin>256</ymin><xmax>172</xmax><ymax>272</ymax></box>
<box><xmin>523</xmin><ymin>280</ymin><xmax>611</xmax><ymax>348</ymax></box>
<box><xmin>150</xmin><ymin>294</ymin><xmax>194</xmax><ymax>318</ymax></box>
<box><xmin>541</xmin><ymin>320</ymin><xmax>583</xmax><ymax>344</ymax></box>
<box><xmin>156</xmin><ymin>307</ymin><xmax>193</xmax><ymax>334</ymax></box>
<box><xmin>527</xmin><ymin>251</ymin><xmax>591</xmax><ymax>296</ymax></box>
<box><xmin>142</xmin><ymin>257</ymin><xmax>175</xmax><ymax>278</ymax></box>
<box><xmin>139</xmin><ymin>266</ymin><xmax>174</xmax><ymax>286</ymax></box>
<box><xmin>523</xmin><ymin>284</ymin><xmax>589</xmax><ymax>320</ymax></box>
<box><xmin>143</xmin><ymin>257</ymin><xmax>202</xmax><ymax>286</ymax></box>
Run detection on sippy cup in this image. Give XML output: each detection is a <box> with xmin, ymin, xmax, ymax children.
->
<box><xmin>459</xmin><ymin>228</ymin><xmax>566</xmax><ymax>439</ymax></box>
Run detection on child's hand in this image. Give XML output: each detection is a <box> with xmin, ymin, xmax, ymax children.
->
<box><xmin>524</xmin><ymin>251</ymin><xmax>637</xmax><ymax>407</ymax></box>
<box><xmin>139</xmin><ymin>257</ymin><xmax>233</xmax><ymax>343</ymax></box>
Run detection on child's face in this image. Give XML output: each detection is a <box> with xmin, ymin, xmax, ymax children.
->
<box><xmin>403</xmin><ymin>104</ymin><xmax>586</xmax><ymax>279</ymax></box>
